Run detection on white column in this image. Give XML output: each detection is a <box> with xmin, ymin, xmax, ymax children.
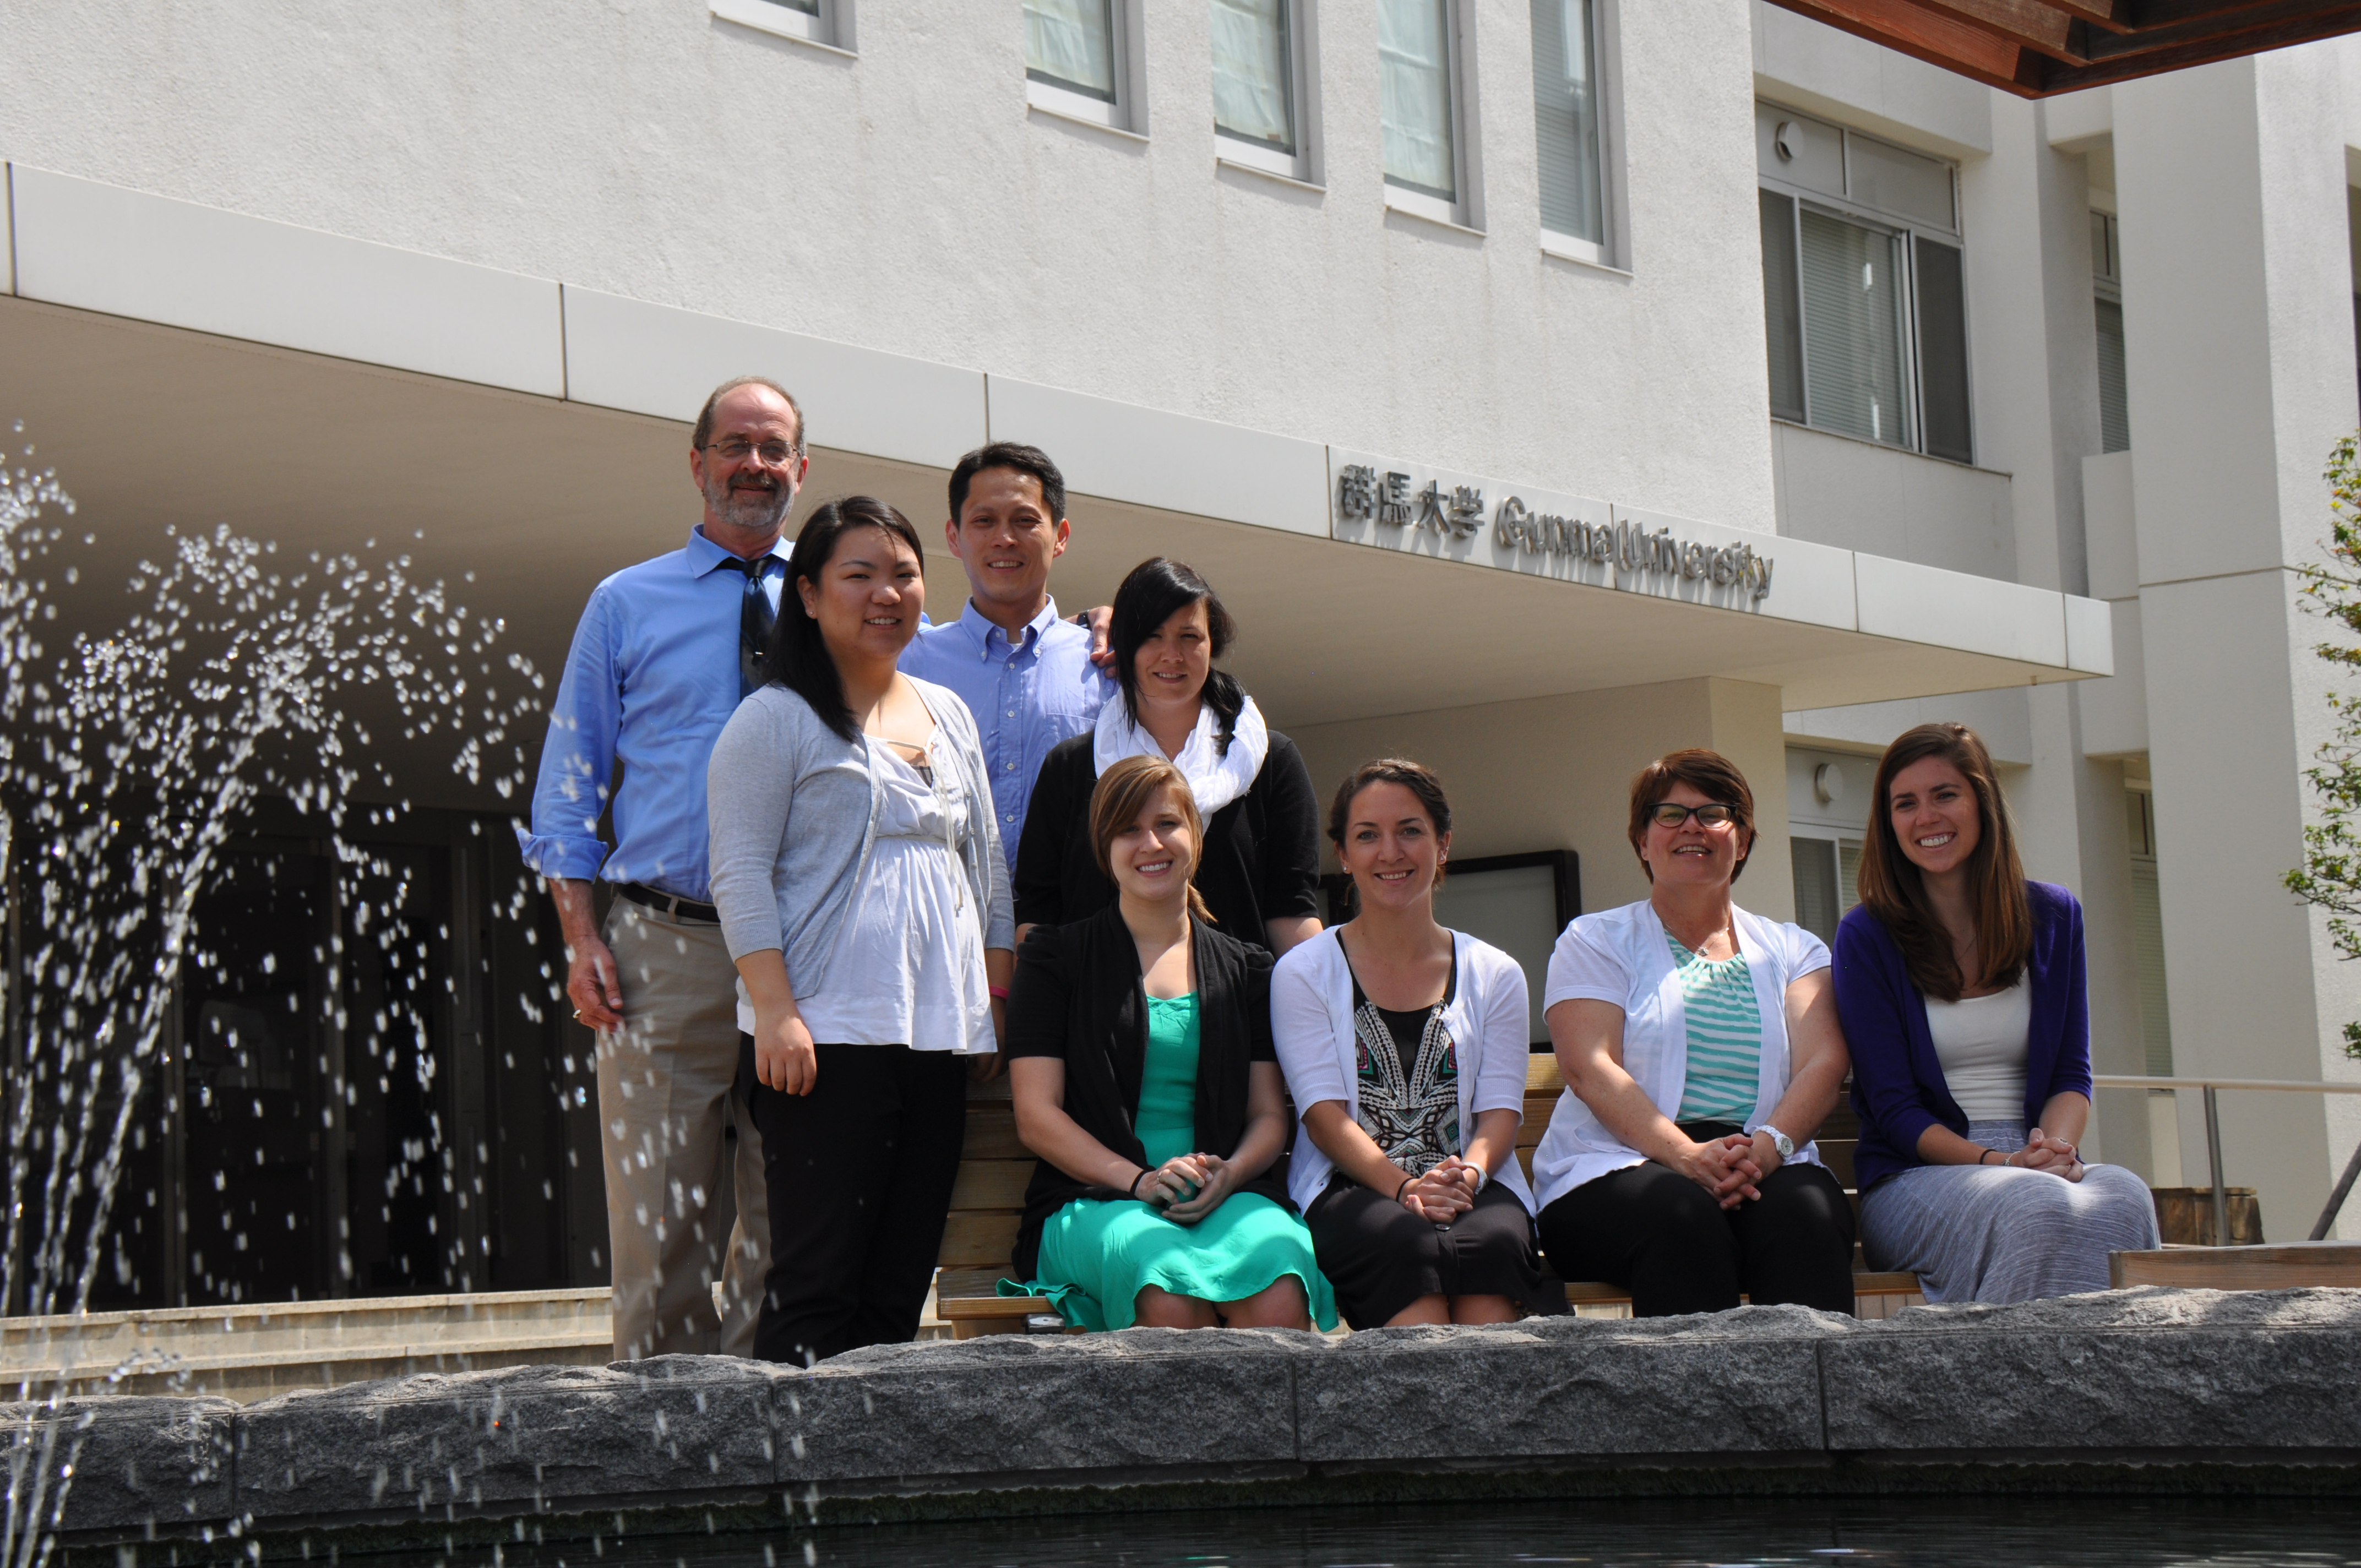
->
<box><xmin>2114</xmin><ymin>44</ymin><xmax>2361</xmax><ymax>1238</ymax></box>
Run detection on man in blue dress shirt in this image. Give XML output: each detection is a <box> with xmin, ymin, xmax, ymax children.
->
<box><xmin>520</xmin><ymin>375</ymin><xmax>802</xmax><ymax>1362</ymax></box>
<box><xmin>900</xmin><ymin>443</ymin><xmax>1115</xmax><ymax>885</ymax></box>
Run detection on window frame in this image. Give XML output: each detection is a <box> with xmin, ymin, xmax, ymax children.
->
<box><xmin>1212</xmin><ymin>0</ymin><xmax>1320</xmax><ymax>184</ymax></box>
<box><xmin>1381</xmin><ymin>0</ymin><xmax>1479</xmax><ymax>231</ymax></box>
<box><xmin>1532</xmin><ymin>0</ymin><xmax>1618</xmax><ymax>269</ymax></box>
<box><xmin>709</xmin><ymin>0</ymin><xmax>855</xmax><ymax>54</ymax></box>
<box><xmin>1026</xmin><ymin>0</ymin><xmax>1145</xmax><ymax>135</ymax></box>
<box><xmin>1759</xmin><ymin>111</ymin><xmax>1971</xmax><ymax>465</ymax></box>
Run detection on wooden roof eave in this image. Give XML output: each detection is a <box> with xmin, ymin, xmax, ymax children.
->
<box><xmin>1762</xmin><ymin>0</ymin><xmax>2361</xmax><ymax>96</ymax></box>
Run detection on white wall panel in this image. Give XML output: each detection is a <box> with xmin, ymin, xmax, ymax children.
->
<box><xmin>1771</xmin><ymin>421</ymin><xmax>2016</xmax><ymax>582</ymax></box>
<box><xmin>10</xmin><ymin>166</ymin><xmax>562</xmax><ymax>396</ymax></box>
<box><xmin>2063</xmin><ymin>593</ymin><xmax>2114</xmax><ymax>677</ymax></box>
<box><xmin>2044</xmin><ymin>84</ymin><xmax>2112</xmax><ymax>150</ymax></box>
<box><xmin>2082</xmin><ymin>450</ymin><xmax>2138</xmax><ymax>602</ymax></box>
<box><xmin>1854</xmin><ymin>551</ymin><xmax>2068</xmax><ymax>666</ymax></box>
<box><xmin>562</xmin><ymin>286</ymin><xmax>984</xmax><ymax>468</ymax></box>
<box><xmin>2077</xmin><ymin>596</ymin><xmax>2147</xmax><ymax>757</ymax></box>
<box><xmin>989</xmin><ymin>377</ymin><xmax>1329</xmax><ymax>536</ymax></box>
<box><xmin>1786</xmin><ymin>685</ymin><xmax>2035</xmax><ymax>764</ymax></box>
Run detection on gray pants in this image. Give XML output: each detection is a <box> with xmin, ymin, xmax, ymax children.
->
<box><xmin>596</xmin><ymin>899</ymin><xmax>769</xmax><ymax>1360</ymax></box>
<box><xmin>1859</xmin><ymin>1120</ymin><xmax>2159</xmax><ymax>1304</ymax></box>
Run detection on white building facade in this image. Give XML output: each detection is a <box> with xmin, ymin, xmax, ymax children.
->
<box><xmin>0</xmin><ymin>0</ymin><xmax>2352</xmax><ymax>1298</ymax></box>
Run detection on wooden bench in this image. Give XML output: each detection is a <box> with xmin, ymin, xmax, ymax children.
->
<box><xmin>2108</xmin><ymin>1242</ymin><xmax>2361</xmax><ymax>1291</ymax></box>
<box><xmin>934</xmin><ymin>1056</ymin><xmax>1922</xmax><ymax>1337</ymax></box>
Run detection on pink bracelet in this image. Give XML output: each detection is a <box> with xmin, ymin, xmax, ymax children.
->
<box><xmin>988</xmin><ymin>985</ymin><xmax>1010</xmax><ymax>1000</ymax></box>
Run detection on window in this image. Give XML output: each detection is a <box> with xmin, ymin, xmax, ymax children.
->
<box><xmin>2092</xmin><ymin>209</ymin><xmax>2129</xmax><ymax>454</ymax></box>
<box><xmin>1758</xmin><ymin>105</ymin><xmax>1971</xmax><ymax>464</ymax></box>
<box><xmin>1789</xmin><ymin>835</ymin><xmax>1861</xmax><ymax>945</ymax></box>
<box><xmin>709</xmin><ymin>0</ymin><xmax>852</xmax><ymax>51</ymax></box>
<box><xmin>1531</xmin><ymin>0</ymin><xmax>1607</xmax><ymax>259</ymax></box>
<box><xmin>1026</xmin><ymin>0</ymin><xmax>1134</xmax><ymax>130</ymax></box>
<box><xmin>1380</xmin><ymin>0</ymin><xmax>1469</xmax><ymax>225</ymax></box>
<box><xmin>1212</xmin><ymin>0</ymin><xmax>1313</xmax><ymax>181</ymax></box>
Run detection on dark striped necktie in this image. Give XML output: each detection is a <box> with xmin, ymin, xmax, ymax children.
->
<box><xmin>719</xmin><ymin>554</ymin><xmax>779</xmax><ymax>698</ymax></box>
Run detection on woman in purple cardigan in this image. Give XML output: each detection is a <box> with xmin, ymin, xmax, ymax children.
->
<box><xmin>1834</xmin><ymin>723</ymin><xmax>2157</xmax><ymax>1302</ymax></box>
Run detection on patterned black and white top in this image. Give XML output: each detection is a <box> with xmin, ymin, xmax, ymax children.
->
<box><xmin>1348</xmin><ymin>951</ymin><xmax>1461</xmax><ymax>1177</ymax></box>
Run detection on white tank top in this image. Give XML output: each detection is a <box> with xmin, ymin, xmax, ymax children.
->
<box><xmin>1923</xmin><ymin>978</ymin><xmax>2031</xmax><ymax>1123</ymax></box>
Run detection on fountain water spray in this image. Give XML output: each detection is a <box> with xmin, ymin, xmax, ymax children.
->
<box><xmin>0</xmin><ymin>437</ymin><xmax>551</xmax><ymax>1568</ymax></box>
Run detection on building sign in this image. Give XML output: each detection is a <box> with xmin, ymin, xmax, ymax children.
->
<box><xmin>1330</xmin><ymin>458</ymin><xmax>1776</xmax><ymax>603</ymax></box>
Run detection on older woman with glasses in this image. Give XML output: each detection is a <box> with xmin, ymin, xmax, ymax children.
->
<box><xmin>1530</xmin><ymin>748</ymin><xmax>1856</xmax><ymax>1317</ymax></box>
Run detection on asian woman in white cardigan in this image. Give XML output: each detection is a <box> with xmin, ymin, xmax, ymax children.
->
<box><xmin>1530</xmin><ymin>748</ymin><xmax>1854</xmax><ymax>1317</ymax></box>
<box><xmin>1271</xmin><ymin>759</ymin><xmax>1546</xmax><ymax>1329</ymax></box>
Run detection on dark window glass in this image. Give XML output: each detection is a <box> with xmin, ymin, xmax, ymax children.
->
<box><xmin>2096</xmin><ymin>297</ymin><xmax>2129</xmax><ymax>454</ymax></box>
<box><xmin>1914</xmin><ymin>235</ymin><xmax>1972</xmax><ymax>464</ymax></box>
<box><xmin>1760</xmin><ymin>190</ymin><xmax>1805</xmax><ymax>424</ymax></box>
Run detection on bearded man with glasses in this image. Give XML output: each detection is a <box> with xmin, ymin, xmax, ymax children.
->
<box><xmin>1525</xmin><ymin>748</ymin><xmax>1858</xmax><ymax>1318</ymax></box>
<box><xmin>520</xmin><ymin>375</ymin><xmax>807</xmax><ymax>1361</ymax></box>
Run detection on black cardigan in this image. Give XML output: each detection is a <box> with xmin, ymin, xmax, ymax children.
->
<box><xmin>1002</xmin><ymin>904</ymin><xmax>1286</xmax><ymax>1281</ymax></box>
<box><xmin>1011</xmin><ymin>731</ymin><xmax>1323</xmax><ymax>943</ymax></box>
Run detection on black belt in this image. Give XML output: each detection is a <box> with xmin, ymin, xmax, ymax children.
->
<box><xmin>617</xmin><ymin>882</ymin><xmax>719</xmax><ymax>923</ymax></box>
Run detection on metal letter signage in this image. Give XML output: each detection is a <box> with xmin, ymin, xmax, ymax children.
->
<box><xmin>1337</xmin><ymin>464</ymin><xmax>1377</xmax><ymax>521</ymax></box>
<box><xmin>1447</xmin><ymin>486</ymin><xmax>1485</xmax><ymax>537</ymax></box>
<box><xmin>1488</xmin><ymin>494</ymin><xmax>1774</xmax><ymax>601</ymax></box>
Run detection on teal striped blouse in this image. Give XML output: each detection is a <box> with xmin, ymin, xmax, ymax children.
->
<box><xmin>1668</xmin><ymin>934</ymin><xmax>1763</xmax><ymax>1121</ymax></box>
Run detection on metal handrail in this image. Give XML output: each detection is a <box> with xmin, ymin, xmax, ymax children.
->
<box><xmin>2091</xmin><ymin>1075</ymin><xmax>2361</xmax><ymax>1095</ymax></box>
<box><xmin>2088</xmin><ymin>1075</ymin><xmax>2361</xmax><ymax>1244</ymax></box>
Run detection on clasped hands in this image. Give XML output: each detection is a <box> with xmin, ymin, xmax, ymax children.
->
<box><xmin>1394</xmin><ymin>1156</ymin><xmax>1484</xmax><ymax>1223</ymax></box>
<box><xmin>1992</xmin><ymin>1126</ymin><xmax>2085</xmax><ymax>1182</ymax></box>
<box><xmin>1133</xmin><ymin>1153</ymin><xmax>1239</xmax><ymax>1224</ymax></box>
<box><xmin>1673</xmin><ymin>1134</ymin><xmax>1775</xmax><ymax>1211</ymax></box>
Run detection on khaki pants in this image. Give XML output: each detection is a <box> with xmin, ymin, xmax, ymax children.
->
<box><xmin>596</xmin><ymin>899</ymin><xmax>769</xmax><ymax>1359</ymax></box>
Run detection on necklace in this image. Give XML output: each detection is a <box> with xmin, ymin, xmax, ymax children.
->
<box><xmin>1666</xmin><ymin>910</ymin><xmax>1736</xmax><ymax>959</ymax></box>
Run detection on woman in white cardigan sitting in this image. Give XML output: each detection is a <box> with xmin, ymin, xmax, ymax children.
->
<box><xmin>1272</xmin><ymin>759</ymin><xmax>1546</xmax><ymax>1329</ymax></box>
<box><xmin>1531</xmin><ymin>748</ymin><xmax>1854</xmax><ymax>1317</ymax></box>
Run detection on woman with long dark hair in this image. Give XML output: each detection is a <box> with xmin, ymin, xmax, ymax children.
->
<box><xmin>1836</xmin><ymin>722</ymin><xmax>2157</xmax><ymax>1302</ymax></box>
<box><xmin>706</xmin><ymin>496</ymin><xmax>1014</xmax><ymax>1365</ymax></box>
<box><xmin>1003</xmin><ymin>754</ymin><xmax>1334</xmax><ymax>1331</ymax></box>
<box><xmin>1013</xmin><ymin>557</ymin><xmax>1322</xmax><ymax>955</ymax></box>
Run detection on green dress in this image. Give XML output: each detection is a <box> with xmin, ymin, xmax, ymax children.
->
<box><xmin>1022</xmin><ymin>993</ymin><xmax>1339</xmax><ymax>1331</ymax></box>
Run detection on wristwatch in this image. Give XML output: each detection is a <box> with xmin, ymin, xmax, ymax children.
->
<box><xmin>1761</xmin><ymin>1124</ymin><xmax>1796</xmax><ymax>1161</ymax></box>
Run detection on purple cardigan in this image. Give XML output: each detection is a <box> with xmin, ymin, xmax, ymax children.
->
<box><xmin>1834</xmin><ymin>880</ymin><xmax>2092</xmax><ymax>1191</ymax></box>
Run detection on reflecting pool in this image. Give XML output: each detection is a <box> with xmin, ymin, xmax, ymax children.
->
<box><xmin>354</xmin><ymin>1496</ymin><xmax>2361</xmax><ymax>1568</ymax></box>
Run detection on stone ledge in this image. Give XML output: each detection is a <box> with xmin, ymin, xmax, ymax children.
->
<box><xmin>11</xmin><ymin>1287</ymin><xmax>2359</xmax><ymax>1543</ymax></box>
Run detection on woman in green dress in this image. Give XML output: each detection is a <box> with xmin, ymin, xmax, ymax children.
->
<box><xmin>1004</xmin><ymin>754</ymin><xmax>1337</xmax><ymax>1331</ymax></box>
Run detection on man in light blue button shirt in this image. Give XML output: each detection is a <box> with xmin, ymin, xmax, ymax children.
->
<box><xmin>900</xmin><ymin>443</ymin><xmax>1116</xmax><ymax>876</ymax></box>
<box><xmin>520</xmin><ymin>376</ymin><xmax>803</xmax><ymax>1362</ymax></box>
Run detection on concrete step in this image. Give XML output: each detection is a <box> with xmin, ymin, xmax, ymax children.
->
<box><xmin>1</xmin><ymin>1287</ymin><xmax>613</xmax><ymax>1403</ymax></box>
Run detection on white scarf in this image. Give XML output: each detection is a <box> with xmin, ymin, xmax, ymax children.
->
<box><xmin>1091</xmin><ymin>692</ymin><xmax>1270</xmax><ymax>816</ymax></box>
